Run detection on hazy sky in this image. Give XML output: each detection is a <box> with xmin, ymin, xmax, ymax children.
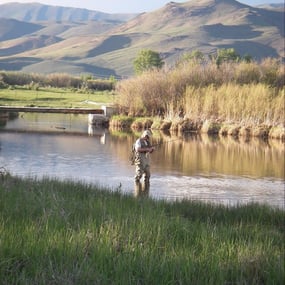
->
<box><xmin>0</xmin><ymin>0</ymin><xmax>282</xmax><ymax>13</ymax></box>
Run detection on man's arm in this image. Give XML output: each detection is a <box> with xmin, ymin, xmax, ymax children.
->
<box><xmin>135</xmin><ymin>139</ymin><xmax>154</xmax><ymax>153</ymax></box>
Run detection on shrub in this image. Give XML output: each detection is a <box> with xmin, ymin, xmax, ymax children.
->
<box><xmin>45</xmin><ymin>73</ymin><xmax>81</xmax><ymax>88</ymax></box>
<box><xmin>0</xmin><ymin>71</ymin><xmax>115</xmax><ymax>91</ymax></box>
<box><xmin>116</xmin><ymin>58</ymin><xmax>284</xmax><ymax>127</ymax></box>
<box><xmin>86</xmin><ymin>79</ymin><xmax>114</xmax><ymax>91</ymax></box>
<box><xmin>259</xmin><ymin>58</ymin><xmax>282</xmax><ymax>87</ymax></box>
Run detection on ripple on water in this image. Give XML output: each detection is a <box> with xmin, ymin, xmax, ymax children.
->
<box><xmin>101</xmin><ymin>174</ymin><xmax>284</xmax><ymax>209</ymax></box>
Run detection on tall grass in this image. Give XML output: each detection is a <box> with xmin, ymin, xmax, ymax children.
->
<box><xmin>0</xmin><ymin>175</ymin><xmax>284</xmax><ymax>284</ymax></box>
<box><xmin>116</xmin><ymin>58</ymin><xmax>284</xmax><ymax>126</ymax></box>
<box><xmin>184</xmin><ymin>84</ymin><xmax>284</xmax><ymax>124</ymax></box>
<box><xmin>116</xmin><ymin>71</ymin><xmax>169</xmax><ymax>116</ymax></box>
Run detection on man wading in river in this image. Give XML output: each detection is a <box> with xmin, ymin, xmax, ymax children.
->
<box><xmin>134</xmin><ymin>130</ymin><xmax>155</xmax><ymax>189</ymax></box>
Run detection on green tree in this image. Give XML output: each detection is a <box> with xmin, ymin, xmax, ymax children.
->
<box><xmin>215</xmin><ymin>48</ymin><xmax>241</xmax><ymax>66</ymax></box>
<box><xmin>184</xmin><ymin>50</ymin><xmax>204</xmax><ymax>61</ymax></box>
<box><xmin>133</xmin><ymin>49</ymin><xmax>164</xmax><ymax>75</ymax></box>
<box><xmin>176</xmin><ymin>50</ymin><xmax>205</xmax><ymax>66</ymax></box>
<box><xmin>243</xmin><ymin>54</ymin><xmax>253</xmax><ymax>63</ymax></box>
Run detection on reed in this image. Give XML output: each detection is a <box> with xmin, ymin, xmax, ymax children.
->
<box><xmin>116</xmin><ymin>71</ymin><xmax>169</xmax><ymax>116</ymax></box>
<box><xmin>0</xmin><ymin>175</ymin><xmax>284</xmax><ymax>284</ymax></box>
<box><xmin>116</xmin><ymin>59</ymin><xmax>284</xmax><ymax>127</ymax></box>
<box><xmin>184</xmin><ymin>83</ymin><xmax>284</xmax><ymax>125</ymax></box>
<box><xmin>109</xmin><ymin>114</ymin><xmax>134</xmax><ymax>128</ymax></box>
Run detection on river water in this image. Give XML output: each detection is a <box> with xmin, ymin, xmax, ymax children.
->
<box><xmin>0</xmin><ymin>113</ymin><xmax>284</xmax><ymax>208</ymax></box>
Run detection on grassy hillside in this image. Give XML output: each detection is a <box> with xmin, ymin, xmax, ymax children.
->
<box><xmin>0</xmin><ymin>18</ymin><xmax>43</xmax><ymax>41</ymax></box>
<box><xmin>0</xmin><ymin>0</ymin><xmax>284</xmax><ymax>77</ymax></box>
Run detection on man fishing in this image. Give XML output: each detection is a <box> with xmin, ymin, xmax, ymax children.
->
<box><xmin>133</xmin><ymin>129</ymin><xmax>155</xmax><ymax>185</ymax></box>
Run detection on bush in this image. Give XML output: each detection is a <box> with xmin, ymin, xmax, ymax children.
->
<box><xmin>45</xmin><ymin>73</ymin><xmax>81</xmax><ymax>88</ymax></box>
<box><xmin>116</xmin><ymin>58</ymin><xmax>284</xmax><ymax>126</ymax></box>
<box><xmin>86</xmin><ymin>79</ymin><xmax>114</xmax><ymax>91</ymax></box>
<box><xmin>0</xmin><ymin>71</ymin><xmax>115</xmax><ymax>91</ymax></box>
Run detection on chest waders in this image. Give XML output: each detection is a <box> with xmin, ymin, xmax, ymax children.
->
<box><xmin>134</xmin><ymin>139</ymin><xmax>151</xmax><ymax>184</ymax></box>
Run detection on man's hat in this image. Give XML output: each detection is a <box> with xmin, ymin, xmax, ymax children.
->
<box><xmin>141</xmin><ymin>129</ymin><xmax>152</xmax><ymax>138</ymax></box>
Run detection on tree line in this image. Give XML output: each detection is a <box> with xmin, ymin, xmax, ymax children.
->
<box><xmin>133</xmin><ymin>48</ymin><xmax>254</xmax><ymax>74</ymax></box>
<box><xmin>0</xmin><ymin>72</ymin><xmax>116</xmax><ymax>91</ymax></box>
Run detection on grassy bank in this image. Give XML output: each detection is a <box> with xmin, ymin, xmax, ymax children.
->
<box><xmin>0</xmin><ymin>175</ymin><xmax>284</xmax><ymax>284</ymax></box>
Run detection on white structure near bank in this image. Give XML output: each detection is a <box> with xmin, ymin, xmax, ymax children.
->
<box><xmin>88</xmin><ymin>105</ymin><xmax>116</xmax><ymax>126</ymax></box>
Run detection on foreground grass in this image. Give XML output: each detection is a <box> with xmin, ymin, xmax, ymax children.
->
<box><xmin>0</xmin><ymin>87</ymin><xmax>115</xmax><ymax>108</ymax></box>
<box><xmin>0</xmin><ymin>175</ymin><xmax>284</xmax><ymax>284</ymax></box>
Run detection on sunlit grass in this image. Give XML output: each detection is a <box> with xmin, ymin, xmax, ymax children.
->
<box><xmin>184</xmin><ymin>83</ymin><xmax>284</xmax><ymax>125</ymax></box>
<box><xmin>116</xmin><ymin>59</ymin><xmax>284</xmax><ymax>127</ymax></box>
<box><xmin>0</xmin><ymin>87</ymin><xmax>115</xmax><ymax>108</ymax></box>
<box><xmin>0</xmin><ymin>175</ymin><xmax>284</xmax><ymax>284</ymax></box>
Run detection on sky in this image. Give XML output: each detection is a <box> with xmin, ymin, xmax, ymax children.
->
<box><xmin>0</xmin><ymin>0</ymin><xmax>283</xmax><ymax>13</ymax></box>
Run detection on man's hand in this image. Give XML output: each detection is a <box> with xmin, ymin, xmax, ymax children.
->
<box><xmin>149</xmin><ymin>147</ymin><xmax>155</xmax><ymax>153</ymax></box>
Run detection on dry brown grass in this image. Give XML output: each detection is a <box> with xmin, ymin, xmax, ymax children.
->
<box><xmin>184</xmin><ymin>83</ymin><xmax>284</xmax><ymax>126</ymax></box>
<box><xmin>116</xmin><ymin>59</ymin><xmax>284</xmax><ymax>129</ymax></box>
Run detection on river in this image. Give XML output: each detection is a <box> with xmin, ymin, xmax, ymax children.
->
<box><xmin>0</xmin><ymin>113</ymin><xmax>284</xmax><ymax>208</ymax></box>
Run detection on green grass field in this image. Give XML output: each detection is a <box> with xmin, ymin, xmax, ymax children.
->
<box><xmin>0</xmin><ymin>87</ymin><xmax>115</xmax><ymax>108</ymax></box>
<box><xmin>0</xmin><ymin>175</ymin><xmax>284</xmax><ymax>285</ymax></box>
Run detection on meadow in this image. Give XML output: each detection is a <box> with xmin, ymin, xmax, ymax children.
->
<box><xmin>0</xmin><ymin>174</ymin><xmax>284</xmax><ymax>284</ymax></box>
<box><xmin>0</xmin><ymin>87</ymin><xmax>115</xmax><ymax>108</ymax></box>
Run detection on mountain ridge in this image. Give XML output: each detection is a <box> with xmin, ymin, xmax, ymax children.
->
<box><xmin>0</xmin><ymin>0</ymin><xmax>283</xmax><ymax>78</ymax></box>
<box><xmin>0</xmin><ymin>2</ymin><xmax>137</xmax><ymax>22</ymax></box>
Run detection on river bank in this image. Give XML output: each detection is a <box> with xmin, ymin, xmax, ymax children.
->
<box><xmin>109</xmin><ymin>115</ymin><xmax>285</xmax><ymax>140</ymax></box>
<box><xmin>0</xmin><ymin>84</ymin><xmax>284</xmax><ymax>140</ymax></box>
<box><xmin>0</xmin><ymin>174</ymin><xmax>284</xmax><ymax>284</ymax></box>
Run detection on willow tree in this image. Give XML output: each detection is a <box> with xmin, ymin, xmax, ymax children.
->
<box><xmin>133</xmin><ymin>49</ymin><xmax>164</xmax><ymax>75</ymax></box>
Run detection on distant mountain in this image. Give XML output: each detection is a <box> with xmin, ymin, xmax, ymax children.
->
<box><xmin>257</xmin><ymin>3</ymin><xmax>284</xmax><ymax>11</ymax></box>
<box><xmin>0</xmin><ymin>2</ymin><xmax>137</xmax><ymax>22</ymax></box>
<box><xmin>0</xmin><ymin>0</ymin><xmax>283</xmax><ymax>78</ymax></box>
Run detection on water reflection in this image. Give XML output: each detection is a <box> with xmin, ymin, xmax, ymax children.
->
<box><xmin>149</xmin><ymin>133</ymin><xmax>284</xmax><ymax>179</ymax></box>
<box><xmin>0</xmin><ymin>112</ymin><xmax>89</xmax><ymax>134</ymax></box>
<box><xmin>0</xmin><ymin>113</ymin><xmax>284</xmax><ymax>208</ymax></box>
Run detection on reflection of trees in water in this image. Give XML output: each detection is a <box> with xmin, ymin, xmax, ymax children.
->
<box><xmin>177</xmin><ymin>134</ymin><xmax>283</xmax><ymax>178</ymax></box>
<box><xmin>103</xmin><ymin>130</ymin><xmax>284</xmax><ymax>179</ymax></box>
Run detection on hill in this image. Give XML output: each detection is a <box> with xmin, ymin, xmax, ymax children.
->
<box><xmin>0</xmin><ymin>0</ymin><xmax>284</xmax><ymax>78</ymax></box>
<box><xmin>0</xmin><ymin>2</ymin><xmax>136</xmax><ymax>22</ymax></box>
<box><xmin>257</xmin><ymin>3</ymin><xmax>284</xmax><ymax>11</ymax></box>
